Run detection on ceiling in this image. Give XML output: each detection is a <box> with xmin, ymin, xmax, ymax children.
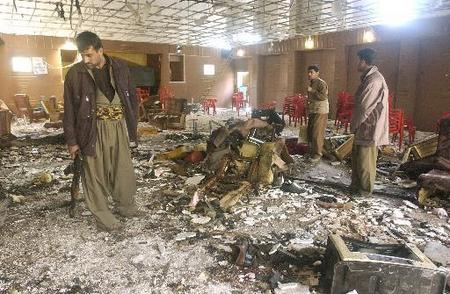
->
<box><xmin>1</xmin><ymin>0</ymin><xmax>450</xmax><ymax>48</ymax></box>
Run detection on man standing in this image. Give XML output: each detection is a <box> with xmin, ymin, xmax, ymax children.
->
<box><xmin>350</xmin><ymin>48</ymin><xmax>389</xmax><ymax>196</ymax></box>
<box><xmin>306</xmin><ymin>65</ymin><xmax>329</xmax><ymax>163</ymax></box>
<box><xmin>63</xmin><ymin>31</ymin><xmax>139</xmax><ymax>231</ymax></box>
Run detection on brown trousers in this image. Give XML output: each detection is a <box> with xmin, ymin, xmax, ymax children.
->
<box><xmin>81</xmin><ymin>119</ymin><xmax>137</xmax><ymax>228</ymax></box>
<box><xmin>307</xmin><ymin>113</ymin><xmax>328</xmax><ymax>157</ymax></box>
<box><xmin>351</xmin><ymin>143</ymin><xmax>378</xmax><ymax>194</ymax></box>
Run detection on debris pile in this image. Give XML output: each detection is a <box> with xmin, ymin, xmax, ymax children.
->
<box><xmin>401</xmin><ymin>117</ymin><xmax>450</xmax><ymax>208</ymax></box>
<box><xmin>182</xmin><ymin>117</ymin><xmax>294</xmax><ymax>210</ymax></box>
<box><xmin>1</xmin><ymin>110</ymin><xmax>450</xmax><ymax>293</ymax></box>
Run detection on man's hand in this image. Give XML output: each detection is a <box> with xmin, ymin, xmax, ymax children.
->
<box><xmin>67</xmin><ymin>144</ymin><xmax>80</xmax><ymax>159</ymax></box>
<box><xmin>307</xmin><ymin>86</ymin><xmax>313</xmax><ymax>92</ymax></box>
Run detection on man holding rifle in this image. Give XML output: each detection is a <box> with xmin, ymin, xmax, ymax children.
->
<box><xmin>63</xmin><ymin>31</ymin><xmax>140</xmax><ymax>232</ymax></box>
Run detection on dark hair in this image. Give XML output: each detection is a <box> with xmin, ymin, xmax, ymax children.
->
<box><xmin>307</xmin><ymin>64</ymin><xmax>320</xmax><ymax>72</ymax></box>
<box><xmin>75</xmin><ymin>31</ymin><xmax>103</xmax><ymax>51</ymax></box>
<box><xmin>357</xmin><ymin>48</ymin><xmax>376</xmax><ymax>65</ymax></box>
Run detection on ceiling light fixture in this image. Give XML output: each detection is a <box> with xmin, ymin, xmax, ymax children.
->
<box><xmin>304</xmin><ymin>36</ymin><xmax>314</xmax><ymax>49</ymax></box>
<box><xmin>363</xmin><ymin>28</ymin><xmax>376</xmax><ymax>43</ymax></box>
<box><xmin>236</xmin><ymin>49</ymin><xmax>245</xmax><ymax>57</ymax></box>
<box><xmin>378</xmin><ymin>0</ymin><xmax>417</xmax><ymax>26</ymax></box>
<box><xmin>62</xmin><ymin>39</ymin><xmax>77</xmax><ymax>50</ymax></box>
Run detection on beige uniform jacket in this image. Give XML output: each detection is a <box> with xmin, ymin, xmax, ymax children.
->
<box><xmin>350</xmin><ymin>66</ymin><xmax>389</xmax><ymax>146</ymax></box>
<box><xmin>307</xmin><ymin>78</ymin><xmax>329</xmax><ymax>114</ymax></box>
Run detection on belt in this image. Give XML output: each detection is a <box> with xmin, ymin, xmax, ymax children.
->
<box><xmin>96</xmin><ymin>105</ymin><xmax>123</xmax><ymax>120</ymax></box>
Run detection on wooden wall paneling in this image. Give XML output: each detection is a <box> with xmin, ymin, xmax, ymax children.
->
<box><xmin>415</xmin><ymin>37</ymin><xmax>450</xmax><ymax>130</ymax></box>
<box><xmin>346</xmin><ymin>42</ymin><xmax>401</xmax><ymax>97</ymax></box>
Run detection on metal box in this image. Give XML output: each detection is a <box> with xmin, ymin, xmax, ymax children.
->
<box><xmin>323</xmin><ymin>234</ymin><xmax>447</xmax><ymax>294</ymax></box>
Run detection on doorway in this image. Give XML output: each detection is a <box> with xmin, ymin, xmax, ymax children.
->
<box><xmin>236</xmin><ymin>71</ymin><xmax>249</xmax><ymax>106</ymax></box>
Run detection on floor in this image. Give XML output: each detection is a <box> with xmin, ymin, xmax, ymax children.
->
<box><xmin>0</xmin><ymin>109</ymin><xmax>448</xmax><ymax>293</ymax></box>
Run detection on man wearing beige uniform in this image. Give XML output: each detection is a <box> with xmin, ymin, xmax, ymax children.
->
<box><xmin>350</xmin><ymin>48</ymin><xmax>389</xmax><ymax>196</ymax></box>
<box><xmin>306</xmin><ymin>65</ymin><xmax>329</xmax><ymax>163</ymax></box>
<box><xmin>63</xmin><ymin>31</ymin><xmax>139</xmax><ymax>231</ymax></box>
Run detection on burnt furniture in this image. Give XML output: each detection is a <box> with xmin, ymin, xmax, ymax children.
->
<box><xmin>14</xmin><ymin>94</ymin><xmax>46</xmax><ymax>123</ymax></box>
<box><xmin>323</xmin><ymin>234</ymin><xmax>447</xmax><ymax>294</ymax></box>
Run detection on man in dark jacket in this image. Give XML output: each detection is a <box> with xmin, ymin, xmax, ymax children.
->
<box><xmin>63</xmin><ymin>31</ymin><xmax>139</xmax><ymax>231</ymax></box>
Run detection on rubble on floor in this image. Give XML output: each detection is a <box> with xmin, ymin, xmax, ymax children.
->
<box><xmin>1</xmin><ymin>110</ymin><xmax>449</xmax><ymax>293</ymax></box>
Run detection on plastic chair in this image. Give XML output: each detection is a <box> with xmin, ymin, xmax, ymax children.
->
<box><xmin>136</xmin><ymin>87</ymin><xmax>150</xmax><ymax>121</ymax></box>
<box><xmin>259</xmin><ymin>101</ymin><xmax>277</xmax><ymax>110</ymax></box>
<box><xmin>291</xmin><ymin>94</ymin><xmax>308</xmax><ymax>127</ymax></box>
<box><xmin>335</xmin><ymin>91</ymin><xmax>353</xmax><ymax>132</ymax></box>
<box><xmin>158</xmin><ymin>85</ymin><xmax>174</xmax><ymax>109</ymax></box>
<box><xmin>404</xmin><ymin>116</ymin><xmax>416</xmax><ymax>145</ymax></box>
<box><xmin>282</xmin><ymin>96</ymin><xmax>296</xmax><ymax>126</ymax></box>
<box><xmin>202</xmin><ymin>98</ymin><xmax>217</xmax><ymax>115</ymax></box>
<box><xmin>232</xmin><ymin>92</ymin><xmax>245</xmax><ymax>116</ymax></box>
<box><xmin>389</xmin><ymin>108</ymin><xmax>404</xmax><ymax>149</ymax></box>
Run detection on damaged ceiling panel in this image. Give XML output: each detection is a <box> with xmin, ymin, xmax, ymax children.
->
<box><xmin>0</xmin><ymin>0</ymin><xmax>449</xmax><ymax>47</ymax></box>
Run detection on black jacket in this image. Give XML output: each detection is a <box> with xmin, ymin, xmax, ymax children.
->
<box><xmin>63</xmin><ymin>56</ymin><xmax>138</xmax><ymax>156</ymax></box>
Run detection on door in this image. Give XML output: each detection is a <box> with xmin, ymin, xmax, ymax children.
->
<box><xmin>147</xmin><ymin>54</ymin><xmax>162</xmax><ymax>95</ymax></box>
<box><xmin>261</xmin><ymin>55</ymin><xmax>282</xmax><ymax>106</ymax></box>
<box><xmin>236</xmin><ymin>71</ymin><xmax>249</xmax><ymax>105</ymax></box>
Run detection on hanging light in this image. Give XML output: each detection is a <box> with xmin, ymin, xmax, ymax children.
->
<box><xmin>62</xmin><ymin>39</ymin><xmax>77</xmax><ymax>50</ymax></box>
<box><xmin>378</xmin><ymin>0</ymin><xmax>417</xmax><ymax>26</ymax></box>
<box><xmin>236</xmin><ymin>49</ymin><xmax>245</xmax><ymax>57</ymax></box>
<box><xmin>304</xmin><ymin>36</ymin><xmax>314</xmax><ymax>49</ymax></box>
<box><xmin>363</xmin><ymin>29</ymin><xmax>376</xmax><ymax>43</ymax></box>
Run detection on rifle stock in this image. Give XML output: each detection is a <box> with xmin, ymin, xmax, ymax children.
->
<box><xmin>69</xmin><ymin>154</ymin><xmax>82</xmax><ymax>217</ymax></box>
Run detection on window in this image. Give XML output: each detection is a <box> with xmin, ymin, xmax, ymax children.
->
<box><xmin>12</xmin><ymin>56</ymin><xmax>48</xmax><ymax>75</ymax></box>
<box><xmin>169</xmin><ymin>54</ymin><xmax>185</xmax><ymax>82</ymax></box>
<box><xmin>203</xmin><ymin>64</ymin><xmax>215</xmax><ymax>75</ymax></box>
<box><xmin>12</xmin><ymin>57</ymin><xmax>32</xmax><ymax>73</ymax></box>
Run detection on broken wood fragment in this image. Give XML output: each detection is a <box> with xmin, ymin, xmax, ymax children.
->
<box><xmin>219</xmin><ymin>181</ymin><xmax>252</xmax><ymax>211</ymax></box>
<box><xmin>189</xmin><ymin>155</ymin><xmax>232</xmax><ymax>208</ymax></box>
<box><xmin>317</xmin><ymin>200</ymin><xmax>353</xmax><ymax>210</ymax></box>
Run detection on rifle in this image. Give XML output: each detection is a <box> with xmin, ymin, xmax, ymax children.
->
<box><xmin>66</xmin><ymin>153</ymin><xmax>82</xmax><ymax>217</ymax></box>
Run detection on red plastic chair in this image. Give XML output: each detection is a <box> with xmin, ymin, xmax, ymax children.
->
<box><xmin>158</xmin><ymin>85</ymin><xmax>174</xmax><ymax>109</ymax></box>
<box><xmin>291</xmin><ymin>94</ymin><xmax>308</xmax><ymax>127</ymax></box>
<box><xmin>259</xmin><ymin>101</ymin><xmax>277</xmax><ymax>110</ymax></box>
<box><xmin>135</xmin><ymin>87</ymin><xmax>150</xmax><ymax>121</ymax></box>
<box><xmin>232</xmin><ymin>92</ymin><xmax>245</xmax><ymax>116</ymax></box>
<box><xmin>389</xmin><ymin>108</ymin><xmax>404</xmax><ymax>149</ymax></box>
<box><xmin>282</xmin><ymin>96</ymin><xmax>296</xmax><ymax>126</ymax></box>
<box><xmin>404</xmin><ymin>116</ymin><xmax>416</xmax><ymax>145</ymax></box>
<box><xmin>202</xmin><ymin>98</ymin><xmax>217</xmax><ymax>115</ymax></box>
<box><xmin>335</xmin><ymin>91</ymin><xmax>353</xmax><ymax>132</ymax></box>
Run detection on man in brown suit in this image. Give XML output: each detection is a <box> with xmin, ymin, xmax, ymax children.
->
<box><xmin>63</xmin><ymin>31</ymin><xmax>140</xmax><ymax>231</ymax></box>
<box><xmin>306</xmin><ymin>65</ymin><xmax>329</xmax><ymax>163</ymax></box>
<box><xmin>350</xmin><ymin>48</ymin><xmax>389</xmax><ymax>196</ymax></box>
